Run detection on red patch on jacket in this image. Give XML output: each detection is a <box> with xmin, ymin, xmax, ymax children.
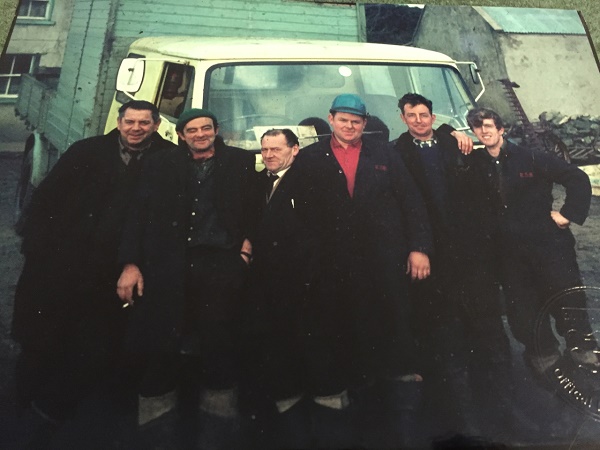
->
<box><xmin>520</xmin><ymin>172</ymin><xmax>534</xmax><ymax>178</ymax></box>
<box><xmin>374</xmin><ymin>164</ymin><xmax>388</xmax><ymax>172</ymax></box>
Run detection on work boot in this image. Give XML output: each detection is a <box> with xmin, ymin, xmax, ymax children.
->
<box><xmin>138</xmin><ymin>390</ymin><xmax>178</xmax><ymax>426</ymax></box>
<box><xmin>197</xmin><ymin>387</ymin><xmax>242</xmax><ymax>450</ymax></box>
<box><xmin>310</xmin><ymin>390</ymin><xmax>356</xmax><ymax>448</ymax></box>
<box><xmin>137</xmin><ymin>390</ymin><xmax>179</xmax><ymax>449</ymax></box>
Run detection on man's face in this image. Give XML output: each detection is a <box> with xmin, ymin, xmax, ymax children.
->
<box><xmin>177</xmin><ymin>117</ymin><xmax>218</xmax><ymax>156</ymax></box>
<box><xmin>261</xmin><ymin>133</ymin><xmax>299</xmax><ymax>174</ymax></box>
<box><xmin>471</xmin><ymin>118</ymin><xmax>504</xmax><ymax>150</ymax></box>
<box><xmin>328</xmin><ymin>112</ymin><xmax>367</xmax><ymax>146</ymax></box>
<box><xmin>401</xmin><ymin>103</ymin><xmax>436</xmax><ymax>140</ymax></box>
<box><xmin>117</xmin><ymin>108</ymin><xmax>160</xmax><ymax>149</ymax></box>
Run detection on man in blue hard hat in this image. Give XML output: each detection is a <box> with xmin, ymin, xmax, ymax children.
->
<box><xmin>292</xmin><ymin>93</ymin><xmax>433</xmax><ymax>448</ymax></box>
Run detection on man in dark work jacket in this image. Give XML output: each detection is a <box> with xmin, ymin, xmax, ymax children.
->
<box><xmin>12</xmin><ymin>100</ymin><xmax>174</xmax><ymax>433</ymax></box>
<box><xmin>467</xmin><ymin>107</ymin><xmax>597</xmax><ymax>378</ymax></box>
<box><xmin>394</xmin><ymin>93</ymin><xmax>512</xmax><ymax>438</ymax></box>
<box><xmin>296</xmin><ymin>94</ymin><xmax>434</xmax><ymax>449</ymax></box>
<box><xmin>117</xmin><ymin>108</ymin><xmax>260</xmax><ymax>447</ymax></box>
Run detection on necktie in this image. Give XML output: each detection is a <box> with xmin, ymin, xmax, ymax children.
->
<box><xmin>127</xmin><ymin>151</ymin><xmax>142</xmax><ymax>172</ymax></box>
<box><xmin>266</xmin><ymin>174</ymin><xmax>279</xmax><ymax>201</ymax></box>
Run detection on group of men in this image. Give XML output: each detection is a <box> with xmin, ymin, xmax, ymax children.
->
<box><xmin>12</xmin><ymin>91</ymin><xmax>596</xmax><ymax>448</ymax></box>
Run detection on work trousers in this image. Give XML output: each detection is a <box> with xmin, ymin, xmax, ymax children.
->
<box><xmin>501</xmin><ymin>230</ymin><xmax>593</xmax><ymax>358</ymax></box>
<box><xmin>182</xmin><ymin>245</ymin><xmax>248</xmax><ymax>389</ymax></box>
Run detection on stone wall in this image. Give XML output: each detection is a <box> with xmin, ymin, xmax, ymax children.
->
<box><xmin>536</xmin><ymin>112</ymin><xmax>600</xmax><ymax>164</ymax></box>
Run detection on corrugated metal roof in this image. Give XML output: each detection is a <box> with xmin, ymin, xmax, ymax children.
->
<box><xmin>480</xmin><ymin>7</ymin><xmax>585</xmax><ymax>35</ymax></box>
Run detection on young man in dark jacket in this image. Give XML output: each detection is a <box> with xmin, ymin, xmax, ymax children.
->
<box><xmin>467</xmin><ymin>107</ymin><xmax>597</xmax><ymax>377</ymax></box>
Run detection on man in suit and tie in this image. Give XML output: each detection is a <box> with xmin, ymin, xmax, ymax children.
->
<box><xmin>244</xmin><ymin>128</ymin><xmax>319</xmax><ymax>448</ymax></box>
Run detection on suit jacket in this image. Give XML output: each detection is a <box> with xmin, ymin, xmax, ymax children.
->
<box><xmin>118</xmin><ymin>136</ymin><xmax>261</xmax><ymax>353</ymax></box>
<box><xmin>252</xmin><ymin>164</ymin><xmax>316</xmax><ymax>289</ymax></box>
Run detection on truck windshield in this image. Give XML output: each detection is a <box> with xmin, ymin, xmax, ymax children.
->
<box><xmin>204</xmin><ymin>62</ymin><xmax>475</xmax><ymax>150</ymax></box>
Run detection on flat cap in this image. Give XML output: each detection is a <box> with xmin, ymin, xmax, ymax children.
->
<box><xmin>176</xmin><ymin>108</ymin><xmax>218</xmax><ymax>132</ymax></box>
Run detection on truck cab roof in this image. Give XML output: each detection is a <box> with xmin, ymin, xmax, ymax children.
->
<box><xmin>128</xmin><ymin>36</ymin><xmax>456</xmax><ymax>65</ymax></box>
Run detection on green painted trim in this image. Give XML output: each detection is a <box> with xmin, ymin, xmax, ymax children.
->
<box><xmin>0</xmin><ymin>97</ymin><xmax>17</xmax><ymax>104</ymax></box>
<box><xmin>15</xmin><ymin>19</ymin><xmax>56</xmax><ymax>26</ymax></box>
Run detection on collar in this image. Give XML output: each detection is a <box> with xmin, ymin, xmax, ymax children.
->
<box><xmin>119</xmin><ymin>135</ymin><xmax>152</xmax><ymax>154</ymax></box>
<box><xmin>412</xmin><ymin>137</ymin><xmax>438</xmax><ymax>148</ymax></box>
<box><xmin>269</xmin><ymin>166</ymin><xmax>291</xmax><ymax>179</ymax></box>
<box><xmin>484</xmin><ymin>140</ymin><xmax>509</xmax><ymax>162</ymax></box>
<box><xmin>330</xmin><ymin>133</ymin><xmax>362</xmax><ymax>153</ymax></box>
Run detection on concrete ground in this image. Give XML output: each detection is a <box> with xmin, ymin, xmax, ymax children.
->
<box><xmin>0</xmin><ymin>104</ymin><xmax>31</xmax><ymax>152</ymax></box>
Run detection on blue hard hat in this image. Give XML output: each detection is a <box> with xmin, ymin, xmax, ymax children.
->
<box><xmin>329</xmin><ymin>94</ymin><xmax>367</xmax><ymax>117</ymax></box>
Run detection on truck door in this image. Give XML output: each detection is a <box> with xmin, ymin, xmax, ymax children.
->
<box><xmin>156</xmin><ymin>63</ymin><xmax>195</xmax><ymax>144</ymax></box>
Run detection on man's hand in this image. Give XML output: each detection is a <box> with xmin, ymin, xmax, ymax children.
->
<box><xmin>240</xmin><ymin>238</ymin><xmax>253</xmax><ymax>265</ymax></box>
<box><xmin>551</xmin><ymin>210</ymin><xmax>571</xmax><ymax>229</ymax></box>
<box><xmin>117</xmin><ymin>264</ymin><xmax>144</xmax><ymax>305</ymax></box>
<box><xmin>406</xmin><ymin>251</ymin><xmax>431</xmax><ymax>281</ymax></box>
<box><xmin>450</xmin><ymin>130</ymin><xmax>474</xmax><ymax>155</ymax></box>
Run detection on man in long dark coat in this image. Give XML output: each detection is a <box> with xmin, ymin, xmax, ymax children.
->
<box><xmin>116</xmin><ymin>108</ymin><xmax>261</xmax><ymax>447</ymax></box>
<box><xmin>241</xmin><ymin>128</ymin><xmax>319</xmax><ymax>448</ymax></box>
<box><xmin>12</xmin><ymin>100</ymin><xmax>174</xmax><ymax>428</ymax></box>
<box><xmin>296</xmin><ymin>94</ymin><xmax>433</xmax><ymax>448</ymax></box>
<box><xmin>394</xmin><ymin>93</ymin><xmax>512</xmax><ymax>437</ymax></box>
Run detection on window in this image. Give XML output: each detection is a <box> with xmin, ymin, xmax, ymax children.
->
<box><xmin>157</xmin><ymin>63</ymin><xmax>194</xmax><ymax>120</ymax></box>
<box><xmin>0</xmin><ymin>54</ymin><xmax>38</xmax><ymax>98</ymax></box>
<box><xmin>18</xmin><ymin>0</ymin><xmax>50</xmax><ymax>19</ymax></box>
<box><xmin>205</xmin><ymin>62</ymin><xmax>476</xmax><ymax>150</ymax></box>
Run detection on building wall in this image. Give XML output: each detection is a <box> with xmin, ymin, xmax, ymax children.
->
<box><xmin>412</xmin><ymin>5</ymin><xmax>600</xmax><ymax>126</ymax></box>
<box><xmin>412</xmin><ymin>5</ymin><xmax>516</xmax><ymax>122</ymax></box>
<box><xmin>499</xmin><ymin>33</ymin><xmax>600</xmax><ymax>119</ymax></box>
<box><xmin>45</xmin><ymin>0</ymin><xmax>114</xmax><ymax>150</ymax></box>
<box><xmin>7</xmin><ymin>0</ymin><xmax>75</xmax><ymax>69</ymax></box>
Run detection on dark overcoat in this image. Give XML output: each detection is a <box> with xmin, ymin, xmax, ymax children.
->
<box><xmin>394</xmin><ymin>130</ymin><xmax>497</xmax><ymax>291</ymax></box>
<box><xmin>12</xmin><ymin>129</ymin><xmax>174</xmax><ymax>348</ymax></box>
<box><xmin>297</xmin><ymin>135</ymin><xmax>433</xmax><ymax>383</ymax></box>
<box><xmin>118</xmin><ymin>136</ymin><xmax>260</xmax><ymax>353</ymax></box>
<box><xmin>250</xmin><ymin>164</ymin><xmax>317</xmax><ymax>298</ymax></box>
<box><xmin>245</xmin><ymin>163</ymin><xmax>318</xmax><ymax>398</ymax></box>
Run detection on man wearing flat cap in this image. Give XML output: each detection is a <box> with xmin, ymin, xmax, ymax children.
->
<box><xmin>117</xmin><ymin>108</ymin><xmax>260</xmax><ymax>446</ymax></box>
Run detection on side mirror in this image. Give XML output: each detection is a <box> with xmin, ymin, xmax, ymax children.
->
<box><xmin>469</xmin><ymin>63</ymin><xmax>480</xmax><ymax>85</ymax></box>
<box><xmin>116</xmin><ymin>58</ymin><xmax>145</xmax><ymax>93</ymax></box>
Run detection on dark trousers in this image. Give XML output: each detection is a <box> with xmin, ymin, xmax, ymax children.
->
<box><xmin>302</xmin><ymin>258</ymin><xmax>417</xmax><ymax>396</ymax></box>
<box><xmin>15</xmin><ymin>268</ymin><xmax>128</xmax><ymax>421</ymax></box>
<box><xmin>182</xmin><ymin>245</ymin><xmax>248</xmax><ymax>389</ymax></box>
<box><xmin>501</xmin><ymin>231</ymin><xmax>593</xmax><ymax>358</ymax></box>
<box><xmin>243</xmin><ymin>275</ymin><xmax>309</xmax><ymax>402</ymax></box>
<box><xmin>410</xmin><ymin>255</ymin><xmax>512</xmax><ymax>436</ymax></box>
